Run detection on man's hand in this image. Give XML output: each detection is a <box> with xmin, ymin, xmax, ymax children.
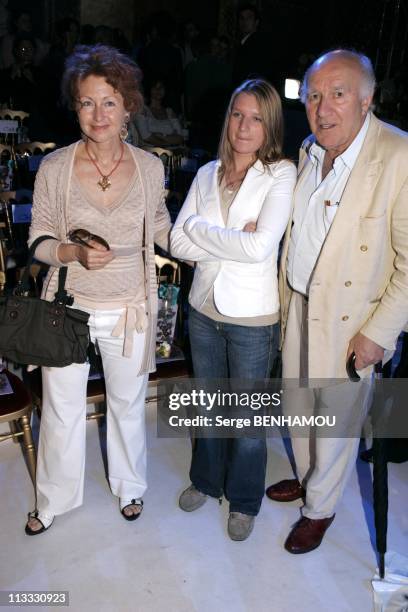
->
<box><xmin>347</xmin><ymin>332</ymin><xmax>385</xmax><ymax>370</ymax></box>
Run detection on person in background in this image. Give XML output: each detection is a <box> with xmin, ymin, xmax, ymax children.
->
<box><xmin>171</xmin><ymin>78</ymin><xmax>296</xmax><ymax>541</ymax></box>
<box><xmin>112</xmin><ymin>28</ymin><xmax>131</xmax><ymax>56</ymax></box>
<box><xmin>233</xmin><ymin>4</ymin><xmax>277</xmax><ymax>88</ymax></box>
<box><xmin>80</xmin><ymin>24</ymin><xmax>96</xmax><ymax>46</ymax></box>
<box><xmin>180</xmin><ymin>21</ymin><xmax>199</xmax><ymax>69</ymax></box>
<box><xmin>185</xmin><ymin>34</ymin><xmax>232</xmax><ymax>152</ymax></box>
<box><xmin>217</xmin><ymin>35</ymin><xmax>232</xmax><ymax>65</ymax></box>
<box><xmin>266</xmin><ymin>49</ymin><xmax>408</xmax><ymax>554</ymax></box>
<box><xmin>133</xmin><ymin>78</ymin><xmax>184</xmax><ymax>148</ymax></box>
<box><xmin>41</xmin><ymin>18</ymin><xmax>81</xmax><ymax>144</ymax></box>
<box><xmin>25</xmin><ymin>44</ymin><xmax>171</xmax><ymax>535</ymax></box>
<box><xmin>1</xmin><ymin>34</ymin><xmax>38</xmax><ymax>108</ymax></box>
<box><xmin>0</xmin><ymin>10</ymin><xmax>49</xmax><ymax>70</ymax></box>
<box><xmin>0</xmin><ymin>0</ymin><xmax>9</xmax><ymax>40</ymax></box>
<box><xmin>94</xmin><ymin>25</ymin><xmax>115</xmax><ymax>47</ymax></box>
<box><xmin>138</xmin><ymin>11</ymin><xmax>183</xmax><ymax>113</ymax></box>
<box><xmin>44</xmin><ymin>17</ymin><xmax>81</xmax><ymax>75</ymax></box>
<box><xmin>0</xmin><ymin>34</ymin><xmax>52</xmax><ymax>140</ymax></box>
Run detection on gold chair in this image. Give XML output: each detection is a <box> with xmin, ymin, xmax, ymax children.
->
<box><xmin>0</xmin><ymin>369</ymin><xmax>37</xmax><ymax>485</ymax></box>
<box><xmin>143</xmin><ymin>146</ymin><xmax>173</xmax><ymax>159</ymax></box>
<box><xmin>15</xmin><ymin>262</ymin><xmax>43</xmax><ymax>298</ymax></box>
<box><xmin>0</xmin><ymin>190</ymin><xmax>16</xmax><ymax>201</ymax></box>
<box><xmin>0</xmin><ymin>144</ymin><xmax>13</xmax><ymax>157</ymax></box>
<box><xmin>143</xmin><ymin>146</ymin><xmax>183</xmax><ymax>189</ymax></box>
<box><xmin>0</xmin><ymin>191</ymin><xmax>17</xmax><ymax>247</ymax></box>
<box><xmin>152</xmin><ymin>252</ymin><xmax>189</xmax><ymax>392</ymax></box>
<box><xmin>0</xmin><ymin>226</ymin><xmax>6</xmax><ymax>294</ymax></box>
<box><xmin>155</xmin><ymin>253</ymin><xmax>180</xmax><ymax>285</ymax></box>
<box><xmin>145</xmin><ymin>146</ymin><xmax>174</xmax><ymax>180</ymax></box>
<box><xmin>15</xmin><ymin>142</ymin><xmax>56</xmax><ymax>155</ymax></box>
<box><xmin>0</xmin><ymin>263</ymin><xmax>4</xmax><ymax>294</ymax></box>
<box><xmin>0</xmin><ymin>109</ymin><xmax>30</xmax><ymax>122</ymax></box>
<box><xmin>0</xmin><ymin>110</ymin><xmax>30</xmax><ymax>147</ymax></box>
<box><xmin>0</xmin><ymin>232</ymin><xmax>36</xmax><ymax>485</ymax></box>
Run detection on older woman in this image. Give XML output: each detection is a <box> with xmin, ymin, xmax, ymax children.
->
<box><xmin>171</xmin><ymin>79</ymin><xmax>296</xmax><ymax>541</ymax></box>
<box><xmin>25</xmin><ymin>45</ymin><xmax>171</xmax><ymax>535</ymax></box>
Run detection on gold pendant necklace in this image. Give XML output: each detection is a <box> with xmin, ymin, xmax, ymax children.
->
<box><xmin>85</xmin><ymin>142</ymin><xmax>124</xmax><ymax>191</ymax></box>
<box><xmin>226</xmin><ymin>179</ymin><xmax>240</xmax><ymax>193</ymax></box>
<box><xmin>225</xmin><ymin>171</ymin><xmax>246</xmax><ymax>194</ymax></box>
<box><xmin>98</xmin><ymin>175</ymin><xmax>111</xmax><ymax>191</ymax></box>
<box><xmin>224</xmin><ymin>162</ymin><xmax>253</xmax><ymax>194</ymax></box>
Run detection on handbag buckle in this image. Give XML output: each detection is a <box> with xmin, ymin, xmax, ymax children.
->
<box><xmin>13</xmin><ymin>282</ymin><xmax>28</xmax><ymax>297</ymax></box>
<box><xmin>54</xmin><ymin>295</ymin><xmax>74</xmax><ymax>307</ymax></box>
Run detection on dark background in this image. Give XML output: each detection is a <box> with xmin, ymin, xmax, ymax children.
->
<box><xmin>9</xmin><ymin>0</ymin><xmax>406</xmax><ymax>82</ymax></box>
<box><xmin>3</xmin><ymin>0</ymin><xmax>407</xmax><ymax>151</ymax></box>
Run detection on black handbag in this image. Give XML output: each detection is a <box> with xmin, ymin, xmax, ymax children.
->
<box><xmin>0</xmin><ymin>235</ymin><xmax>90</xmax><ymax>367</ymax></box>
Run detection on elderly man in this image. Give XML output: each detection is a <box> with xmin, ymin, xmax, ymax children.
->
<box><xmin>266</xmin><ymin>49</ymin><xmax>408</xmax><ymax>554</ymax></box>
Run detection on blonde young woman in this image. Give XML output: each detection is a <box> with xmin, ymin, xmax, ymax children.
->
<box><xmin>171</xmin><ymin>79</ymin><xmax>296</xmax><ymax>540</ymax></box>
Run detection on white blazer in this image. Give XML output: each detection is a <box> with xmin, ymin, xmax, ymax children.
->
<box><xmin>170</xmin><ymin>158</ymin><xmax>296</xmax><ymax>318</ymax></box>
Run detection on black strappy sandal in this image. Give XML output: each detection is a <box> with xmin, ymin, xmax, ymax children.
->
<box><xmin>25</xmin><ymin>511</ymin><xmax>54</xmax><ymax>536</ymax></box>
<box><xmin>120</xmin><ymin>499</ymin><xmax>143</xmax><ymax>522</ymax></box>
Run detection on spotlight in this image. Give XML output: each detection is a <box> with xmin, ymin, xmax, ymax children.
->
<box><xmin>284</xmin><ymin>79</ymin><xmax>300</xmax><ymax>100</ymax></box>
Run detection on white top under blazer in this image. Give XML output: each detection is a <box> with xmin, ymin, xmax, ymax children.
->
<box><xmin>170</xmin><ymin>158</ymin><xmax>296</xmax><ymax>318</ymax></box>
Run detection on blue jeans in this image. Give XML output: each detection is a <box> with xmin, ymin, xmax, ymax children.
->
<box><xmin>188</xmin><ymin>307</ymin><xmax>278</xmax><ymax>515</ymax></box>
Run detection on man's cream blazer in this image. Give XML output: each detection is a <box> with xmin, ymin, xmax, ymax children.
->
<box><xmin>279</xmin><ymin>114</ymin><xmax>408</xmax><ymax>379</ymax></box>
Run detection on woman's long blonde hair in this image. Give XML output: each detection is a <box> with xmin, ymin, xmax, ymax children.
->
<box><xmin>218</xmin><ymin>79</ymin><xmax>284</xmax><ymax>176</ymax></box>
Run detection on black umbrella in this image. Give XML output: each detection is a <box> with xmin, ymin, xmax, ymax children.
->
<box><xmin>372</xmin><ymin>362</ymin><xmax>388</xmax><ymax>579</ymax></box>
<box><xmin>347</xmin><ymin>355</ymin><xmax>388</xmax><ymax>579</ymax></box>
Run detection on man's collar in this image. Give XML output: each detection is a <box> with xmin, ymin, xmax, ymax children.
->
<box><xmin>309</xmin><ymin>141</ymin><xmax>325</xmax><ymax>165</ymax></box>
<box><xmin>338</xmin><ymin>113</ymin><xmax>370</xmax><ymax>168</ymax></box>
<box><xmin>241</xmin><ymin>31</ymin><xmax>255</xmax><ymax>45</ymax></box>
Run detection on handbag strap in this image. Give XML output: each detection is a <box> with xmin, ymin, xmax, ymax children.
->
<box><xmin>54</xmin><ymin>265</ymin><xmax>72</xmax><ymax>305</ymax></box>
<box><xmin>17</xmin><ymin>236</ymin><xmax>72</xmax><ymax>304</ymax></box>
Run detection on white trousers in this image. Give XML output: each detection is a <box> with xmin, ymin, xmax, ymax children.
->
<box><xmin>36</xmin><ymin>307</ymin><xmax>149</xmax><ymax>518</ymax></box>
<box><xmin>282</xmin><ymin>292</ymin><xmax>372</xmax><ymax>519</ymax></box>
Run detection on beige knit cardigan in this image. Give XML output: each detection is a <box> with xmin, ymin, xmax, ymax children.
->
<box><xmin>29</xmin><ymin>141</ymin><xmax>171</xmax><ymax>375</ymax></box>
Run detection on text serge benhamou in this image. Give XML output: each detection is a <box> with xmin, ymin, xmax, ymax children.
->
<box><xmin>168</xmin><ymin>415</ymin><xmax>337</xmax><ymax>428</ymax></box>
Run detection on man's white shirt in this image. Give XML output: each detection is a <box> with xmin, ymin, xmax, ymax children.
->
<box><xmin>287</xmin><ymin>113</ymin><xmax>371</xmax><ymax>296</ymax></box>
<box><xmin>240</xmin><ymin>32</ymin><xmax>254</xmax><ymax>45</ymax></box>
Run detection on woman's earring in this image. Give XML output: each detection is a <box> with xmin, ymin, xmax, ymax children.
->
<box><xmin>120</xmin><ymin>115</ymin><xmax>130</xmax><ymax>141</ymax></box>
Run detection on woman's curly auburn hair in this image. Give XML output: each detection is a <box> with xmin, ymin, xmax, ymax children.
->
<box><xmin>61</xmin><ymin>44</ymin><xmax>143</xmax><ymax>114</ymax></box>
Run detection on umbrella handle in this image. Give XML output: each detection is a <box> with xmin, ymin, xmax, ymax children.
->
<box><xmin>379</xmin><ymin>554</ymin><xmax>385</xmax><ymax>579</ymax></box>
<box><xmin>374</xmin><ymin>361</ymin><xmax>383</xmax><ymax>379</ymax></box>
<box><xmin>346</xmin><ymin>352</ymin><xmax>360</xmax><ymax>382</ymax></box>
<box><xmin>347</xmin><ymin>355</ymin><xmax>384</xmax><ymax>381</ymax></box>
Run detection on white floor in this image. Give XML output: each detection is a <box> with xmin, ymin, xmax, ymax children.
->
<box><xmin>0</xmin><ymin>396</ymin><xmax>407</xmax><ymax>612</ymax></box>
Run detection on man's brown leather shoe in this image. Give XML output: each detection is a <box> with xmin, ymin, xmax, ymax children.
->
<box><xmin>284</xmin><ymin>515</ymin><xmax>335</xmax><ymax>554</ymax></box>
<box><xmin>265</xmin><ymin>479</ymin><xmax>305</xmax><ymax>502</ymax></box>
